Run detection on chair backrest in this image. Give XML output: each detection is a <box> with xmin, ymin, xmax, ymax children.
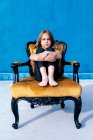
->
<box><xmin>26</xmin><ymin>40</ymin><xmax>67</xmax><ymax>77</ymax></box>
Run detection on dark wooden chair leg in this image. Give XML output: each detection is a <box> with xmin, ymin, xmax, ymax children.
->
<box><xmin>30</xmin><ymin>103</ymin><xmax>34</xmax><ymax>109</ymax></box>
<box><xmin>11</xmin><ymin>98</ymin><xmax>19</xmax><ymax>129</ymax></box>
<box><xmin>74</xmin><ymin>97</ymin><xmax>82</xmax><ymax>129</ymax></box>
<box><xmin>60</xmin><ymin>100</ymin><xmax>65</xmax><ymax>108</ymax></box>
<box><xmin>11</xmin><ymin>96</ymin><xmax>82</xmax><ymax>129</ymax></box>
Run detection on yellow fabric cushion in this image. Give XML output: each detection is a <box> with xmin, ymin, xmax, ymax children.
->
<box><xmin>11</xmin><ymin>77</ymin><xmax>82</xmax><ymax>99</ymax></box>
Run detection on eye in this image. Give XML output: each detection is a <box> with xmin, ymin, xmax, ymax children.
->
<box><xmin>47</xmin><ymin>39</ymin><xmax>50</xmax><ymax>41</ymax></box>
<box><xmin>41</xmin><ymin>38</ymin><xmax>50</xmax><ymax>41</ymax></box>
<box><xmin>42</xmin><ymin>38</ymin><xmax>45</xmax><ymax>41</ymax></box>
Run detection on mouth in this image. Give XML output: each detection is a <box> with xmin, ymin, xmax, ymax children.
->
<box><xmin>44</xmin><ymin>44</ymin><xmax>48</xmax><ymax>46</ymax></box>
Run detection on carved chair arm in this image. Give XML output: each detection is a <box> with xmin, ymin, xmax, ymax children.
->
<box><xmin>63</xmin><ymin>60</ymin><xmax>80</xmax><ymax>83</ymax></box>
<box><xmin>11</xmin><ymin>60</ymin><xmax>32</xmax><ymax>83</ymax></box>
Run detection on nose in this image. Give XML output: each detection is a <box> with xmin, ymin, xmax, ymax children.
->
<box><xmin>45</xmin><ymin>39</ymin><xmax>48</xmax><ymax>43</ymax></box>
<box><xmin>45</xmin><ymin>40</ymin><xmax>48</xmax><ymax>43</ymax></box>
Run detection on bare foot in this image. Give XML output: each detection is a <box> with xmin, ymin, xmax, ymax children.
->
<box><xmin>39</xmin><ymin>77</ymin><xmax>48</xmax><ymax>87</ymax></box>
<box><xmin>49</xmin><ymin>80</ymin><xmax>58</xmax><ymax>86</ymax></box>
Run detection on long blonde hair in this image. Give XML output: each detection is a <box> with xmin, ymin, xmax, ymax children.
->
<box><xmin>35</xmin><ymin>30</ymin><xmax>55</xmax><ymax>48</ymax></box>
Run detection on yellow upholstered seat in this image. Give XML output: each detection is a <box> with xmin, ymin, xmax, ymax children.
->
<box><xmin>11</xmin><ymin>77</ymin><xmax>81</xmax><ymax>99</ymax></box>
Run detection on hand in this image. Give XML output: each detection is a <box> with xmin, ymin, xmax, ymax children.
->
<box><xmin>44</xmin><ymin>52</ymin><xmax>57</xmax><ymax>62</ymax></box>
<box><xmin>30</xmin><ymin>51</ymin><xmax>50</xmax><ymax>61</ymax></box>
<box><xmin>38</xmin><ymin>51</ymin><xmax>49</xmax><ymax>61</ymax></box>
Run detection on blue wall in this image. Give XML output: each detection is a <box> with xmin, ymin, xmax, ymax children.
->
<box><xmin>0</xmin><ymin>0</ymin><xmax>93</xmax><ymax>73</ymax></box>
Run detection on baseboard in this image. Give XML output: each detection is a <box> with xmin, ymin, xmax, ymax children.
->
<box><xmin>64</xmin><ymin>73</ymin><xmax>93</xmax><ymax>79</ymax></box>
<box><xmin>0</xmin><ymin>73</ymin><xmax>30</xmax><ymax>80</ymax></box>
<box><xmin>0</xmin><ymin>73</ymin><xmax>93</xmax><ymax>80</ymax></box>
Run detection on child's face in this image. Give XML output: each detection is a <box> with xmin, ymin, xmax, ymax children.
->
<box><xmin>41</xmin><ymin>33</ymin><xmax>51</xmax><ymax>49</ymax></box>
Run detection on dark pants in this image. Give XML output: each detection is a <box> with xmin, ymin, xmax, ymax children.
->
<box><xmin>34</xmin><ymin>47</ymin><xmax>59</xmax><ymax>81</ymax></box>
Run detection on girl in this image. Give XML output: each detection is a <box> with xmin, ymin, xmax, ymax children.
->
<box><xmin>30</xmin><ymin>30</ymin><xmax>62</xmax><ymax>87</ymax></box>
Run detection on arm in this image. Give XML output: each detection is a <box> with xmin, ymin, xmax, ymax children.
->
<box><xmin>11</xmin><ymin>60</ymin><xmax>31</xmax><ymax>83</ymax></box>
<box><xmin>44</xmin><ymin>51</ymin><xmax>62</xmax><ymax>62</ymax></box>
<box><xmin>29</xmin><ymin>51</ymin><xmax>62</xmax><ymax>62</ymax></box>
<box><xmin>29</xmin><ymin>51</ymin><xmax>49</xmax><ymax>61</ymax></box>
<box><xmin>63</xmin><ymin>60</ymin><xmax>80</xmax><ymax>83</ymax></box>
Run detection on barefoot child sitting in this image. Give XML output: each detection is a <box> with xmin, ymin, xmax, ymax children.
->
<box><xmin>30</xmin><ymin>30</ymin><xmax>62</xmax><ymax>87</ymax></box>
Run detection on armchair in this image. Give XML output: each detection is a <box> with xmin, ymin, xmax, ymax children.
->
<box><xmin>11</xmin><ymin>40</ymin><xmax>82</xmax><ymax>129</ymax></box>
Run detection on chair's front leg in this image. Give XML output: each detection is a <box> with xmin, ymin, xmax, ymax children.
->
<box><xmin>74</xmin><ymin>97</ymin><xmax>82</xmax><ymax>129</ymax></box>
<box><xmin>30</xmin><ymin>103</ymin><xmax>34</xmax><ymax>109</ymax></box>
<box><xmin>60</xmin><ymin>100</ymin><xmax>65</xmax><ymax>108</ymax></box>
<box><xmin>11</xmin><ymin>98</ymin><xmax>19</xmax><ymax>129</ymax></box>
